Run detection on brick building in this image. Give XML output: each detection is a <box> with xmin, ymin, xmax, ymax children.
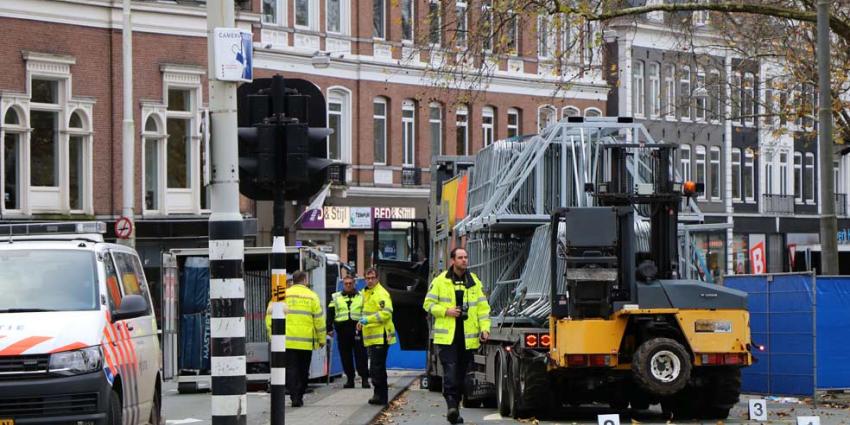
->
<box><xmin>0</xmin><ymin>0</ymin><xmax>608</xmax><ymax>278</ymax></box>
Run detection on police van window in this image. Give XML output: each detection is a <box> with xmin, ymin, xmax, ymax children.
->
<box><xmin>112</xmin><ymin>251</ymin><xmax>152</xmax><ymax>314</ymax></box>
<box><xmin>103</xmin><ymin>252</ymin><xmax>123</xmax><ymax>312</ymax></box>
<box><xmin>0</xmin><ymin>250</ymin><xmax>98</xmax><ymax>312</ymax></box>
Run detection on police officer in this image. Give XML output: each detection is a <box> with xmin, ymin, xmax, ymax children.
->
<box><xmin>327</xmin><ymin>274</ymin><xmax>370</xmax><ymax>389</ymax></box>
<box><xmin>423</xmin><ymin>247</ymin><xmax>491</xmax><ymax>424</ymax></box>
<box><xmin>265</xmin><ymin>270</ymin><xmax>326</xmax><ymax>407</ymax></box>
<box><xmin>357</xmin><ymin>267</ymin><xmax>396</xmax><ymax>406</ymax></box>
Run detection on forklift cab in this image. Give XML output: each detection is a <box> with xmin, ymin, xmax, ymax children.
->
<box><xmin>372</xmin><ymin>218</ymin><xmax>430</xmax><ymax>350</ymax></box>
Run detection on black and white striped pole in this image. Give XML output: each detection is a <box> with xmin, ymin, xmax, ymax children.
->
<box><xmin>270</xmin><ymin>236</ymin><xmax>286</xmax><ymax>423</ymax></box>
<box><xmin>206</xmin><ymin>0</ymin><xmax>247</xmax><ymax>423</ymax></box>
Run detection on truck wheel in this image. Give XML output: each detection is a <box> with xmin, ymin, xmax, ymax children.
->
<box><xmin>107</xmin><ymin>389</ymin><xmax>122</xmax><ymax>425</ymax></box>
<box><xmin>701</xmin><ymin>368</ymin><xmax>742</xmax><ymax>419</ymax></box>
<box><xmin>632</xmin><ymin>338</ymin><xmax>691</xmax><ymax>396</ymax></box>
<box><xmin>496</xmin><ymin>354</ymin><xmax>511</xmax><ymax>417</ymax></box>
<box><xmin>462</xmin><ymin>396</ymin><xmax>482</xmax><ymax>408</ymax></box>
<box><xmin>177</xmin><ymin>382</ymin><xmax>199</xmax><ymax>394</ymax></box>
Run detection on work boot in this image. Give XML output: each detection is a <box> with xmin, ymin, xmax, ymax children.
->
<box><xmin>446</xmin><ymin>407</ymin><xmax>463</xmax><ymax>424</ymax></box>
<box><xmin>368</xmin><ymin>397</ymin><xmax>387</xmax><ymax>406</ymax></box>
<box><xmin>343</xmin><ymin>377</ymin><xmax>355</xmax><ymax>388</ymax></box>
<box><xmin>292</xmin><ymin>399</ymin><xmax>304</xmax><ymax>408</ymax></box>
<box><xmin>361</xmin><ymin>378</ymin><xmax>371</xmax><ymax>389</ymax></box>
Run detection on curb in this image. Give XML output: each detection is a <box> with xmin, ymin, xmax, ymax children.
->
<box><xmin>350</xmin><ymin>373</ymin><xmax>421</xmax><ymax>425</ymax></box>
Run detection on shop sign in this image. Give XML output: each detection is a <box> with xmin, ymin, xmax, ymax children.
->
<box><xmin>838</xmin><ymin>228</ymin><xmax>850</xmax><ymax>244</ymax></box>
<box><xmin>750</xmin><ymin>241</ymin><xmax>767</xmax><ymax>275</ymax></box>
<box><xmin>301</xmin><ymin>206</ymin><xmax>416</xmax><ymax>230</ymax></box>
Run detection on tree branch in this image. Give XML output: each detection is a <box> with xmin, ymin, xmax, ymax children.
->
<box><xmin>580</xmin><ymin>2</ymin><xmax>850</xmax><ymax>43</ymax></box>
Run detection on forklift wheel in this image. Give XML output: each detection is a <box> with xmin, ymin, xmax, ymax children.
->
<box><xmin>632</xmin><ymin>338</ymin><xmax>691</xmax><ymax>396</ymax></box>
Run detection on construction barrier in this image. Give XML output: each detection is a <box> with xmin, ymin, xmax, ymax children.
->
<box><xmin>724</xmin><ymin>273</ymin><xmax>850</xmax><ymax>396</ymax></box>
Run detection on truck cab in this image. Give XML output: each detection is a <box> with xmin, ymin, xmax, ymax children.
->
<box><xmin>0</xmin><ymin>222</ymin><xmax>162</xmax><ymax>425</ymax></box>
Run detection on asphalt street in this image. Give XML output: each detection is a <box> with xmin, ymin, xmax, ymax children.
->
<box><xmin>378</xmin><ymin>381</ymin><xmax>850</xmax><ymax>425</ymax></box>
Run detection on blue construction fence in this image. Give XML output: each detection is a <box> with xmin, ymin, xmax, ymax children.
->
<box><xmin>724</xmin><ymin>273</ymin><xmax>850</xmax><ymax>396</ymax></box>
<box><xmin>328</xmin><ymin>278</ymin><xmax>426</xmax><ymax>372</ymax></box>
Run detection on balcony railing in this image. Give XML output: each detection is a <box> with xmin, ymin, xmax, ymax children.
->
<box><xmin>836</xmin><ymin>193</ymin><xmax>848</xmax><ymax>217</ymax></box>
<box><xmin>327</xmin><ymin>163</ymin><xmax>348</xmax><ymax>186</ymax></box>
<box><xmin>762</xmin><ymin>194</ymin><xmax>795</xmax><ymax>215</ymax></box>
<box><xmin>401</xmin><ymin>167</ymin><xmax>421</xmax><ymax>186</ymax></box>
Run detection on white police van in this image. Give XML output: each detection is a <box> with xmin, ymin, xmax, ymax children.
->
<box><xmin>0</xmin><ymin>222</ymin><xmax>162</xmax><ymax>425</ymax></box>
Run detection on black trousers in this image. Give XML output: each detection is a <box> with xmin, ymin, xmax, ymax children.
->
<box><xmin>438</xmin><ymin>341</ymin><xmax>474</xmax><ymax>409</ymax></box>
<box><xmin>336</xmin><ymin>321</ymin><xmax>369</xmax><ymax>380</ymax></box>
<box><xmin>367</xmin><ymin>344</ymin><xmax>389</xmax><ymax>401</ymax></box>
<box><xmin>286</xmin><ymin>349</ymin><xmax>313</xmax><ymax>402</ymax></box>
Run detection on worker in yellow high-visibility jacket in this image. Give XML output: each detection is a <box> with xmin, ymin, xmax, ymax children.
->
<box><xmin>265</xmin><ymin>270</ymin><xmax>325</xmax><ymax>407</ymax></box>
<box><xmin>423</xmin><ymin>247</ymin><xmax>491</xmax><ymax>425</ymax></box>
<box><xmin>327</xmin><ymin>274</ymin><xmax>369</xmax><ymax>388</ymax></box>
<box><xmin>356</xmin><ymin>267</ymin><xmax>396</xmax><ymax>406</ymax></box>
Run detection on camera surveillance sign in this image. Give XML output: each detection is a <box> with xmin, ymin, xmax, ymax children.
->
<box><xmin>213</xmin><ymin>28</ymin><xmax>253</xmax><ymax>82</ymax></box>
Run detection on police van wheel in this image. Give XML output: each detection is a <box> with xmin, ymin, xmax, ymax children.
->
<box><xmin>107</xmin><ymin>389</ymin><xmax>122</xmax><ymax>425</ymax></box>
<box><xmin>150</xmin><ymin>384</ymin><xmax>164</xmax><ymax>425</ymax></box>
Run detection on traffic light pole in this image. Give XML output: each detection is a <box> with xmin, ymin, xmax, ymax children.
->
<box><xmin>206</xmin><ymin>1</ymin><xmax>247</xmax><ymax>424</ymax></box>
<box><xmin>270</xmin><ymin>185</ymin><xmax>287</xmax><ymax>424</ymax></box>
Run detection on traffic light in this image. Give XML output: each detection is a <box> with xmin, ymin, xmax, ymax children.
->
<box><xmin>236</xmin><ymin>75</ymin><xmax>332</xmax><ymax>201</ymax></box>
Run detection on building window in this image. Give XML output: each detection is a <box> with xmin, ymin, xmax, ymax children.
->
<box><xmin>327</xmin><ymin>88</ymin><xmax>351</xmax><ymax>163</ymax></box>
<box><xmin>731</xmin><ymin>73</ymin><xmax>741</xmax><ymax>124</ymax></box>
<box><xmin>482</xmin><ymin>0</ymin><xmax>493</xmax><ymax>52</ymax></box>
<box><xmin>429</xmin><ymin>103</ymin><xmax>443</xmax><ymax>156</ymax></box>
<box><xmin>680</xmin><ymin>144</ymin><xmax>692</xmax><ymax>182</ymax></box>
<box><xmin>679</xmin><ymin>66</ymin><xmax>691</xmax><ymax>120</ymax></box>
<box><xmin>743</xmin><ymin>72</ymin><xmax>755</xmax><ymax>126</ymax></box>
<box><xmin>482</xmin><ymin>106</ymin><xmax>495</xmax><ymax>147</ymax></box>
<box><xmin>455</xmin><ymin>1</ymin><xmax>468</xmax><ymax>48</ymax></box>
<box><xmin>373</xmin><ymin>97</ymin><xmax>387</xmax><ymax>164</ymax></box>
<box><xmin>401</xmin><ymin>0</ymin><xmax>414</xmax><ymax>42</ymax></box>
<box><xmin>507</xmin><ymin>108</ymin><xmax>520</xmax><ymax>138</ymax></box>
<box><xmin>648</xmin><ymin>62</ymin><xmax>660</xmax><ymax>117</ymax></box>
<box><xmin>765</xmin><ymin>156</ymin><xmax>774</xmax><ymax>195</ymax></box>
<box><xmin>537</xmin><ymin>15</ymin><xmax>555</xmax><ymax>58</ymax></box>
<box><xmin>664</xmin><ymin>64</ymin><xmax>676</xmax><ymax>118</ymax></box>
<box><xmin>696</xmin><ymin>68</ymin><xmax>707</xmax><ymax>122</ymax></box>
<box><xmin>67</xmin><ymin>111</ymin><xmax>88</xmax><ymax>211</ymax></box>
<box><xmin>632</xmin><ymin>61</ymin><xmax>645</xmax><ymax>117</ymax></box>
<box><xmin>429</xmin><ymin>0</ymin><xmax>441</xmax><ymax>46</ymax></box>
<box><xmin>731</xmin><ymin>148</ymin><xmax>742</xmax><ymax>201</ymax></box>
<box><xmin>505</xmin><ymin>12</ymin><xmax>518</xmax><ymax>54</ymax></box>
<box><xmin>373</xmin><ymin>0</ymin><xmax>385</xmax><ymax>39</ymax></box>
<box><xmin>3</xmin><ymin>108</ymin><xmax>23</xmax><ymax>211</ymax></box>
<box><xmin>402</xmin><ymin>100</ymin><xmax>416</xmax><ymax>166</ymax></box>
<box><xmin>581</xmin><ymin>22</ymin><xmax>596</xmax><ymax>67</ymax></box>
<box><xmin>562</xmin><ymin>106</ymin><xmax>580</xmax><ymax>119</ymax></box>
<box><xmin>709</xmin><ymin>69</ymin><xmax>722</xmax><ymax>122</ymax></box>
<box><xmin>166</xmin><ymin>89</ymin><xmax>192</xmax><ymax>191</ymax></box>
<box><xmin>30</xmin><ymin>79</ymin><xmax>60</xmax><ymax>188</ymax></box>
<box><xmin>710</xmin><ymin>146</ymin><xmax>721</xmax><ymax>200</ymax></box>
<box><xmin>804</xmin><ymin>152</ymin><xmax>815</xmax><ymax>203</ymax></box>
<box><xmin>262</xmin><ymin>0</ymin><xmax>278</xmax><ymax>24</ymax></box>
<box><xmin>779</xmin><ymin>152</ymin><xmax>789</xmax><ymax>196</ymax></box>
<box><xmin>295</xmin><ymin>0</ymin><xmax>313</xmax><ymax>28</ymax></box>
<box><xmin>695</xmin><ymin>145</ymin><xmax>706</xmax><ymax>200</ymax></box>
<box><xmin>326</xmin><ymin>0</ymin><xmax>344</xmax><ymax>34</ymax></box>
<box><xmin>794</xmin><ymin>152</ymin><xmax>803</xmax><ymax>203</ymax></box>
<box><xmin>585</xmin><ymin>108</ymin><xmax>602</xmax><ymax>117</ymax></box>
<box><xmin>456</xmin><ymin>106</ymin><xmax>468</xmax><ymax>155</ymax></box>
<box><xmin>537</xmin><ymin>105</ymin><xmax>556</xmax><ymax>133</ymax></box>
<box><xmin>732</xmin><ymin>234</ymin><xmax>749</xmax><ymax>274</ymax></box>
<box><xmin>744</xmin><ymin>149</ymin><xmax>755</xmax><ymax>201</ymax></box>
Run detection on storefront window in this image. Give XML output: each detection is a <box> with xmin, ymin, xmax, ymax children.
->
<box><xmin>732</xmin><ymin>234</ymin><xmax>749</xmax><ymax>274</ymax></box>
<box><xmin>693</xmin><ymin>232</ymin><xmax>726</xmax><ymax>283</ymax></box>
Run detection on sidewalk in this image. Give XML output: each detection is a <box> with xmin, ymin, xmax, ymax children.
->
<box><xmin>163</xmin><ymin>370</ymin><xmax>421</xmax><ymax>425</ymax></box>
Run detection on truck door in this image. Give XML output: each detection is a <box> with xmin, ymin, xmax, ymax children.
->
<box><xmin>373</xmin><ymin>218</ymin><xmax>429</xmax><ymax>350</ymax></box>
<box><xmin>161</xmin><ymin>251</ymin><xmax>178</xmax><ymax>381</ymax></box>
